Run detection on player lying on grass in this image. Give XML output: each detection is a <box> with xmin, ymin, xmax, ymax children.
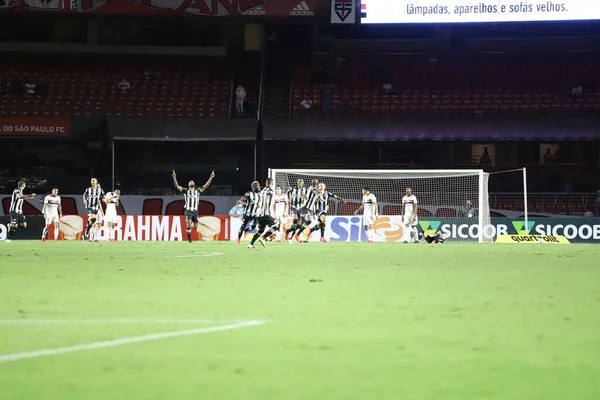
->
<box><xmin>173</xmin><ymin>170</ymin><xmax>215</xmax><ymax>243</ymax></box>
<box><xmin>354</xmin><ymin>185</ymin><xmax>378</xmax><ymax>243</ymax></box>
<box><xmin>420</xmin><ymin>230</ymin><xmax>449</xmax><ymax>244</ymax></box>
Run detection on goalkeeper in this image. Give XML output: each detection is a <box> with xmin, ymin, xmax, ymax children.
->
<box><xmin>419</xmin><ymin>230</ymin><xmax>450</xmax><ymax>244</ymax></box>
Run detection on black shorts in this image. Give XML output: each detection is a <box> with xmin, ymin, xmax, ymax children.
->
<box><xmin>10</xmin><ymin>212</ymin><xmax>26</xmax><ymax>225</ymax></box>
<box><xmin>425</xmin><ymin>234</ymin><xmax>445</xmax><ymax>244</ymax></box>
<box><xmin>258</xmin><ymin>215</ymin><xmax>276</xmax><ymax>230</ymax></box>
<box><xmin>87</xmin><ymin>207</ymin><xmax>100</xmax><ymax>216</ymax></box>
<box><xmin>316</xmin><ymin>209</ymin><xmax>327</xmax><ymax>218</ymax></box>
<box><xmin>240</xmin><ymin>215</ymin><xmax>253</xmax><ymax>230</ymax></box>
<box><xmin>298</xmin><ymin>207</ymin><xmax>312</xmax><ymax>219</ymax></box>
<box><xmin>184</xmin><ymin>210</ymin><xmax>198</xmax><ymax>223</ymax></box>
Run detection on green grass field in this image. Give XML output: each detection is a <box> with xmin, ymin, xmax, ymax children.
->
<box><xmin>0</xmin><ymin>241</ymin><xmax>599</xmax><ymax>400</ymax></box>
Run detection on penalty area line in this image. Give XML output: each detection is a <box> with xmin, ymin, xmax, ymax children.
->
<box><xmin>0</xmin><ymin>320</ymin><xmax>269</xmax><ymax>363</ymax></box>
<box><xmin>0</xmin><ymin>318</ymin><xmax>217</xmax><ymax>325</ymax></box>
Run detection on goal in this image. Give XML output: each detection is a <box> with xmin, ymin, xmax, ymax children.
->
<box><xmin>269</xmin><ymin>169</ymin><xmax>492</xmax><ymax>243</ymax></box>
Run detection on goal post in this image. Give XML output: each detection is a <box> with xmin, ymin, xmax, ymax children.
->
<box><xmin>269</xmin><ymin>169</ymin><xmax>492</xmax><ymax>243</ymax></box>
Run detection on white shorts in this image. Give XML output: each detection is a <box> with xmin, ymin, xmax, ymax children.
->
<box><xmin>403</xmin><ymin>215</ymin><xmax>418</xmax><ymax>227</ymax></box>
<box><xmin>363</xmin><ymin>214</ymin><xmax>376</xmax><ymax>226</ymax></box>
<box><xmin>105</xmin><ymin>208</ymin><xmax>118</xmax><ymax>224</ymax></box>
<box><xmin>45</xmin><ymin>214</ymin><xmax>60</xmax><ymax>225</ymax></box>
<box><xmin>276</xmin><ymin>214</ymin><xmax>287</xmax><ymax>226</ymax></box>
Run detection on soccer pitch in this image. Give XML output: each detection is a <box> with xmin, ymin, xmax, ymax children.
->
<box><xmin>0</xmin><ymin>241</ymin><xmax>599</xmax><ymax>400</ymax></box>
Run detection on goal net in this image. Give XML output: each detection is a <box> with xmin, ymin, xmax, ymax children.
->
<box><xmin>269</xmin><ymin>169</ymin><xmax>491</xmax><ymax>243</ymax></box>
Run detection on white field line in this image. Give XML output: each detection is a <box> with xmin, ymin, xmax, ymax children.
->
<box><xmin>0</xmin><ymin>318</ymin><xmax>217</xmax><ymax>325</ymax></box>
<box><xmin>0</xmin><ymin>320</ymin><xmax>269</xmax><ymax>363</ymax></box>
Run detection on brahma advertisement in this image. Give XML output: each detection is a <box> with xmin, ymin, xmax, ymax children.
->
<box><xmin>0</xmin><ymin>215</ymin><xmax>229</xmax><ymax>241</ymax></box>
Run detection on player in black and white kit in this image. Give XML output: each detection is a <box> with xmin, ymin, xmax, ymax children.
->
<box><xmin>172</xmin><ymin>170</ymin><xmax>215</xmax><ymax>243</ymax></box>
<box><xmin>307</xmin><ymin>182</ymin><xmax>346</xmax><ymax>242</ymax></box>
<box><xmin>83</xmin><ymin>178</ymin><xmax>105</xmax><ymax>242</ymax></box>
<box><xmin>6</xmin><ymin>180</ymin><xmax>36</xmax><ymax>242</ymax></box>
<box><xmin>285</xmin><ymin>178</ymin><xmax>317</xmax><ymax>242</ymax></box>
<box><xmin>237</xmin><ymin>181</ymin><xmax>262</xmax><ymax>245</ymax></box>
<box><xmin>248</xmin><ymin>178</ymin><xmax>278</xmax><ymax>249</ymax></box>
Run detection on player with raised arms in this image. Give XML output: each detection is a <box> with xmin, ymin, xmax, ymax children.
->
<box><xmin>83</xmin><ymin>178</ymin><xmax>105</xmax><ymax>242</ymax></box>
<box><xmin>172</xmin><ymin>170</ymin><xmax>215</xmax><ymax>243</ymax></box>
<box><xmin>103</xmin><ymin>189</ymin><xmax>121</xmax><ymax>242</ymax></box>
<box><xmin>308</xmin><ymin>182</ymin><xmax>346</xmax><ymax>242</ymax></box>
<box><xmin>354</xmin><ymin>185</ymin><xmax>378</xmax><ymax>243</ymax></box>
<box><xmin>41</xmin><ymin>187</ymin><xmax>62</xmax><ymax>242</ymax></box>
<box><xmin>5</xmin><ymin>180</ymin><xmax>36</xmax><ymax>243</ymax></box>
<box><xmin>402</xmin><ymin>187</ymin><xmax>418</xmax><ymax>243</ymax></box>
<box><xmin>237</xmin><ymin>181</ymin><xmax>262</xmax><ymax>244</ymax></box>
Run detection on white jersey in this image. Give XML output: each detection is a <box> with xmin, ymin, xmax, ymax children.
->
<box><xmin>273</xmin><ymin>194</ymin><xmax>287</xmax><ymax>218</ymax></box>
<box><xmin>105</xmin><ymin>192</ymin><xmax>120</xmax><ymax>208</ymax></box>
<box><xmin>362</xmin><ymin>193</ymin><xmax>377</xmax><ymax>217</ymax></box>
<box><xmin>402</xmin><ymin>194</ymin><xmax>418</xmax><ymax>220</ymax></box>
<box><xmin>104</xmin><ymin>192</ymin><xmax>120</xmax><ymax>224</ymax></box>
<box><xmin>43</xmin><ymin>194</ymin><xmax>61</xmax><ymax>215</ymax></box>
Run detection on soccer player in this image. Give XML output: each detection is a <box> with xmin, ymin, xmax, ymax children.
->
<box><xmin>354</xmin><ymin>185</ymin><xmax>378</xmax><ymax>243</ymax></box>
<box><xmin>83</xmin><ymin>178</ymin><xmax>105</xmax><ymax>241</ymax></box>
<box><xmin>6</xmin><ymin>180</ymin><xmax>36</xmax><ymax>243</ymax></box>
<box><xmin>172</xmin><ymin>170</ymin><xmax>215</xmax><ymax>243</ymax></box>
<box><xmin>421</xmin><ymin>230</ymin><xmax>450</xmax><ymax>244</ymax></box>
<box><xmin>308</xmin><ymin>182</ymin><xmax>346</xmax><ymax>242</ymax></box>
<box><xmin>237</xmin><ymin>181</ymin><xmax>261</xmax><ymax>245</ymax></box>
<box><xmin>103</xmin><ymin>189</ymin><xmax>121</xmax><ymax>242</ymax></box>
<box><xmin>402</xmin><ymin>187</ymin><xmax>419</xmax><ymax>243</ymax></box>
<box><xmin>285</xmin><ymin>178</ymin><xmax>309</xmax><ymax>237</ymax></box>
<box><xmin>41</xmin><ymin>187</ymin><xmax>62</xmax><ymax>242</ymax></box>
<box><xmin>271</xmin><ymin>185</ymin><xmax>289</xmax><ymax>242</ymax></box>
<box><xmin>249</xmin><ymin>179</ymin><xmax>278</xmax><ymax>249</ymax></box>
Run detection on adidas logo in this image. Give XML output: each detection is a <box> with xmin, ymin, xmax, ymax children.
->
<box><xmin>290</xmin><ymin>0</ymin><xmax>313</xmax><ymax>15</ymax></box>
<box><xmin>242</xmin><ymin>5</ymin><xmax>265</xmax><ymax>15</ymax></box>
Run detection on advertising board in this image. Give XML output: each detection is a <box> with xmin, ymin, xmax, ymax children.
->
<box><xmin>0</xmin><ymin>215</ymin><xmax>229</xmax><ymax>241</ymax></box>
<box><xmin>361</xmin><ymin>0</ymin><xmax>600</xmax><ymax>24</ymax></box>
<box><xmin>230</xmin><ymin>216</ymin><xmax>600</xmax><ymax>244</ymax></box>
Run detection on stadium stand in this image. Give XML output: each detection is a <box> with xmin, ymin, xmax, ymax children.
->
<box><xmin>0</xmin><ymin>54</ymin><xmax>231</xmax><ymax>118</ymax></box>
<box><xmin>292</xmin><ymin>53</ymin><xmax>600</xmax><ymax>119</ymax></box>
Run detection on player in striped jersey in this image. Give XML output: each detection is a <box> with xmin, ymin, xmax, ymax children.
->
<box><xmin>307</xmin><ymin>182</ymin><xmax>346</xmax><ymax>242</ymax></box>
<box><xmin>173</xmin><ymin>170</ymin><xmax>215</xmax><ymax>243</ymax></box>
<box><xmin>41</xmin><ymin>187</ymin><xmax>62</xmax><ymax>242</ymax></box>
<box><xmin>286</xmin><ymin>179</ymin><xmax>321</xmax><ymax>243</ymax></box>
<box><xmin>83</xmin><ymin>178</ymin><xmax>105</xmax><ymax>242</ymax></box>
<box><xmin>285</xmin><ymin>178</ymin><xmax>315</xmax><ymax>242</ymax></box>
<box><xmin>237</xmin><ymin>181</ymin><xmax>262</xmax><ymax>244</ymax></box>
<box><xmin>5</xmin><ymin>180</ymin><xmax>36</xmax><ymax>242</ymax></box>
<box><xmin>248</xmin><ymin>179</ymin><xmax>278</xmax><ymax>249</ymax></box>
